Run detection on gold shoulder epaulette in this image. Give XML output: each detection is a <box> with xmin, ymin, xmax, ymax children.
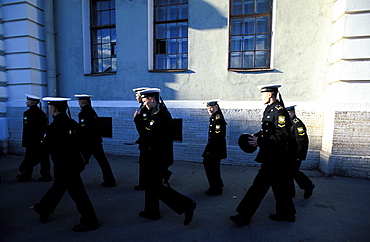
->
<box><xmin>275</xmin><ymin>105</ymin><xmax>283</xmax><ymax>110</ymax></box>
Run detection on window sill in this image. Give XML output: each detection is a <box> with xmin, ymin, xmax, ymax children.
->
<box><xmin>84</xmin><ymin>72</ymin><xmax>116</xmax><ymax>76</ymax></box>
<box><xmin>228</xmin><ymin>68</ymin><xmax>274</xmax><ymax>72</ymax></box>
<box><xmin>148</xmin><ymin>69</ymin><xmax>189</xmax><ymax>73</ymax></box>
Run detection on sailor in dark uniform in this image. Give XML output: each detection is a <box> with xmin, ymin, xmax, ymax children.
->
<box><xmin>74</xmin><ymin>94</ymin><xmax>116</xmax><ymax>187</ymax></box>
<box><xmin>16</xmin><ymin>94</ymin><xmax>51</xmax><ymax>182</ymax></box>
<box><xmin>133</xmin><ymin>87</ymin><xmax>149</xmax><ymax>191</ymax></box>
<box><xmin>286</xmin><ymin>105</ymin><xmax>314</xmax><ymax>199</ymax></box>
<box><xmin>138</xmin><ymin>88</ymin><xmax>196</xmax><ymax>226</ymax></box>
<box><xmin>230</xmin><ymin>84</ymin><xmax>296</xmax><ymax>225</ymax></box>
<box><xmin>202</xmin><ymin>100</ymin><xmax>227</xmax><ymax>196</ymax></box>
<box><xmin>33</xmin><ymin>97</ymin><xmax>99</xmax><ymax>232</ymax></box>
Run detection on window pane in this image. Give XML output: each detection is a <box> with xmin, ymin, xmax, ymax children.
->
<box><xmin>102</xmin><ymin>44</ymin><xmax>111</xmax><ymax>58</ymax></box>
<box><xmin>101</xmin><ymin>29</ymin><xmax>111</xmax><ymax>43</ymax></box>
<box><xmin>179</xmin><ymin>39</ymin><xmax>188</xmax><ymax>53</ymax></box>
<box><xmin>230</xmin><ymin>52</ymin><xmax>242</xmax><ymax>68</ymax></box>
<box><xmin>231</xmin><ymin>36</ymin><xmax>242</xmax><ymax>51</ymax></box>
<box><xmin>110</xmin><ymin>9</ymin><xmax>116</xmax><ymax>24</ymax></box>
<box><xmin>255</xmin><ymin>51</ymin><xmax>267</xmax><ymax>67</ymax></box>
<box><xmin>178</xmin><ymin>22</ymin><xmax>187</xmax><ymax>37</ymax></box>
<box><xmin>168</xmin><ymin>55</ymin><xmax>177</xmax><ymax>69</ymax></box>
<box><xmin>156</xmin><ymin>6</ymin><xmax>167</xmax><ymax>21</ymax></box>
<box><xmin>167</xmin><ymin>39</ymin><xmax>177</xmax><ymax>53</ymax></box>
<box><xmin>244</xmin><ymin>0</ymin><xmax>255</xmax><ymax>14</ymax></box>
<box><xmin>231</xmin><ymin>19</ymin><xmax>243</xmax><ymax>35</ymax></box>
<box><xmin>92</xmin><ymin>58</ymin><xmax>102</xmax><ymax>72</ymax></box>
<box><xmin>111</xmin><ymin>57</ymin><xmax>117</xmax><ymax>71</ymax></box>
<box><xmin>168</xmin><ymin>5</ymin><xmax>177</xmax><ymax>20</ymax></box>
<box><xmin>244</xmin><ymin>36</ymin><xmax>255</xmax><ymax>51</ymax></box>
<box><xmin>256</xmin><ymin>0</ymin><xmax>270</xmax><ymax>14</ymax></box>
<box><xmin>168</xmin><ymin>23</ymin><xmax>178</xmax><ymax>38</ymax></box>
<box><xmin>179</xmin><ymin>4</ymin><xmax>188</xmax><ymax>19</ymax></box>
<box><xmin>256</xmin><ymin>17</ymin><xmax>268</xmax><ymax>33</ymax></box>
<box><xmin>244</xmin><ymin>18</ymin><xmax>255</xmax><ymax>35</ymax></box>
<box><xmin>168</xmin><ymin>0</ymin><xmax>178</xmax><ymax>4</ymax></box>
<box><xmin>243</xmin><ymin>52</ymin><xmax>254</xmax><ymax>68</ymax></box>
<box><xmin>156</xmin><ymin>54</ymin><xmax>166</xmax><ymax>69</ymax></box>
<box><xmin>156</xmin><ymin>0</ymin><xmax>167</xmax><ymax>6</ymax></box>
<box><xmin>92</xmin><ymin>44</ymin><xmax>100</xmax><ymax>58</ymax></box>
<box><xmin>100</xmin><ymin>0</ymin><xmax>110</xmax><ymax>10</ymax></box>
<box><xmin>178</xmin><ymin>54</ymin><xmax>188</xmax><ymax>69</ymax></box>
<box><xmin>111</xmin><ymin>28</ymin><xmax>116</xmax><ymax>42</ymax></box>
<box><xmin>256</xmin><ymin>34</ymin><xmax>268</xmax><ymax>50</ymax></box>
<box><xmin>102</xmin><ymin>58</ymin><xmax>111</xmax><ymax>72</ymax></box>
<box><xmin>101</xmin><ymin>10</ymin><xmax>110</xmax><ymax>25</ymax></box>
<box><xmin>232</xmin><ymin>0</ymin><xmax>242</xmax><ymax>15</ymax></box>
<box><xmin>156</xmin><ymin>24</ymin><xmax>167</xmax><ymax>38</ymax></box>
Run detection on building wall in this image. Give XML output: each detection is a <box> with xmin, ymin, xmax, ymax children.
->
<box><xmin>2</xmin><ymin>0</ymin><xmax>370</xmax><ymax>179</ymax></box>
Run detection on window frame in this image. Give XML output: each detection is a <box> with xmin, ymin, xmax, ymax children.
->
<box><xmin>149</xmin><ymin>0</ymin><xmax>189</xmax><ymax>72</ymax></box>
<box><xmin>84</xmin><ymin>0</ymin><xmax>117</xmax><ymax>75</ymax></box>
<box><xmin>228</xmin><ymin>0</ymin><xmax>273</xmax><ymax>72</ymax></box>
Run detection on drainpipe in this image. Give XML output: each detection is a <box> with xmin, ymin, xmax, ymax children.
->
<box><xmin>44</xmin><ymin>0</ymin><xmax>57</xmax><ymax>97</ymax></box>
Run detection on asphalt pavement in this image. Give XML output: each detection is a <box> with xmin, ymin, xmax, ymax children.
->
<box><xmin>0</xmin><ymin>154</ymin><xmax>369</xmax><ymax>242</ymax></box>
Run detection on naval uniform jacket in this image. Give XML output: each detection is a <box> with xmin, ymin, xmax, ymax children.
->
<box><xmin>78</xmin><ymin>105</ymin><xmax>102</xmax><ymax>145</ymax></box>
<box><xmin>291</xmin><ymin>115</ymin><xmax>309</xmax><ymax>161</ymax></box>
<box><xmin>255</xmin><ymin>101</ymin><xmax>293</xmax><ymax>167</ymax></box>
<box><xmin>42</xmin><ymin>113</ymin><xmax>85</xmax><ymax>177</ymax></box>
<box><xmin>139</xmin><ymin>104</ymin><xmax>174</xmax><ymax>169</ymax></box>
<box><xmin>22</xmin><ymin>105</ymin><xmax>48</xmax><ymax>147</ymax></box>
<box><xmin>134</xmin><ymin>104</ymin><xmax>150</xmax><ymax>145</ymax></box>
<box><xmin>202</xmin><ymin>110</ymin><xmax>227</xmax><ymax>159</ymax></box>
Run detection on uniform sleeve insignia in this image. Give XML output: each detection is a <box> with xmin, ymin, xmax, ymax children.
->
<box><xmin>215</xmin><ymin>124</ymin><xmax>221</xmax><ymax>133</ymax></box>
<box><xmin>293</xmin><ymin>118</ymin><xmax>299</xmax><ymax>123</ymax></box>
<box><xmin>297</xmin><ymin>127</ymin><xmax>306</xmax><ymax>136</ymax></box>
<box><xmin>216</xmin><ymin>114</ymin><xmax>220</xmax><ymax>120</ymax></box>
<box><xmin>275</xmin><ymin>105</ymin><xmax>283</xmax><ymax>110</ymax></box>
<box><xmin>278</xmin><ymin>116</ymin><xmax>286</xmax><ymax>127</ymax></box>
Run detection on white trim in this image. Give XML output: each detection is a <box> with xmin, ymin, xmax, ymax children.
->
<box><xmin>82</xmin><ymin>0</ymin><xmax>91</xmax><ymax>74</ymax></box>
<box><xmin>270</xmin><ymin>0</ymin><xmax>277</xmax><ymax>69</ymax></box>
<box><xmin>148</xmin><ymin>0</ymin><xmax>154</xmax><ymax>70</ymax></box>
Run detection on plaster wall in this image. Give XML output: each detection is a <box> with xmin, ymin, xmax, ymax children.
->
<box><xmin>53</xmin><ymin>0</ymin><xmax>334</xmax><ymax>103</ymax></box>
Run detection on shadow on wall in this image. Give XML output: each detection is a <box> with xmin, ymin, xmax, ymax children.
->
<box><xmin>189</xmin><ymin>0</ymin><xmax>228</xmax><ymax>30</ymax></box>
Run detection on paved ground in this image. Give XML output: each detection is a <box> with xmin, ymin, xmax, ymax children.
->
<box><xmin>0</xmin><ymin>154</ymin><xmax>369</xmax><ymax>242</ymax></box>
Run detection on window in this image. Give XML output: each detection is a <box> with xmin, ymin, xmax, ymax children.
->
<box><xmin>90</xmin><ymin>0</ymin><xmax>116</xmax><ymax>74</ymax></box>
<box><xmin>153</xmin><ymin>0</ymin><xmax>188</xmax><ymax>71</ymax></box>
<box><xmin>229</xmin><ymin>0</ymin><xmax>272</xmax><ymax>70</ymax></box>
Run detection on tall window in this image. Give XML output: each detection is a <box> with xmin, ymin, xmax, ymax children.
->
<box><xmin>229</xmin><ymin>0</ymin><xmax>272</xmax><ymax>70</ymax></box>
<box><xmin>154</xmin><ymin>0</ymin><xmax>188</xmax><ymax>71</ymax></box>
<box><xmin>90</xmin><ymin>0</ymin><xmax>116</xmax><ymax>74</ymax></box>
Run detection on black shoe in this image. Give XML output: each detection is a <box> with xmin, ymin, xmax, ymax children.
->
<box><xmin>32</xmin><ymin>203</ymin><xmax>49</xmax><ymax>223</ymax></box>
<box><xmin>205</xmin><ymin>189</ymin><xmax>223</xmax><ymax>196</ymax></box>
<box><xmin>73</xmin><ymin>223</ymin><xmax>99</xmax><ymax>232</ymax></box>
<box><xmin>38</xmin><ymin>176</ymin><xmax>53</xmax><ymax>182</ymax></box>
<box><xmin>304</xmin><ymin>184</ymin><xmax>315</xmax><ymax>199</ymax></box>
<box><xmin>139</xmin><ymin>211</ymin><xmax>160</xmax><ymax>220</ymax></box>
<box><xmin>101</xmin><ymin>181</ymin><xmax>116</xmax><ymax>187</ymax></box>
<box><xmin>184</xmin><ymin>202</ymin><xmax>196</xmax><ymax>226</ymax></box>
<box><xmin>229</xmin><ymin>214</ymin><xmax>250</xmax><ymax>226</ymax></box>
<box><xmin>134</xmin><ymin>185</ymin><xmax>145</xmax><ymax>191</ymax></box>
<box><xmin>269</xmin><ymin>213</ymin><xmax>295</xmax><ymax>222</ymax></box>
<box><xmin>16</xmin><ymin>174</ymin><xmax>32</xmax><ymax>182</ymax></box>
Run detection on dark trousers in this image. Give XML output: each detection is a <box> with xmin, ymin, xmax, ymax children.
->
<box><xmin>137</xmin><ymin>155</ymin><xmax>144</xmax><ymax>187</ymax></box>
<box><xmin>83</xmin><ymin>143</ymin><xmax>116</xmax><ymax>183</ymax></box>
<box><xmin>292</xmin><ymin>159</ymin><xmax>313</xmax><ymax>192</ymax></box>
<box><xmin>236</xmin><ymin>166</ymin><xmax>296</xmax><ymax>219</ymax></box>
<box><xmin>37</xmin><ymin>173</ymin><xmax>98</xmax><ymax>226</ymax></box>
<box><xmin>19</xmin><ymin>146</ymin><xmax>51</xmax><ymax>178</ymax></box>
<box><xmin>203</xmin><ymin>156</ymin><xmax>223</xmax><ymax>191</ymax></box>
<box><xmin>141</xmin><ymin>158</ymin><xmax>193</xmax><ymax>216</ymax></box>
